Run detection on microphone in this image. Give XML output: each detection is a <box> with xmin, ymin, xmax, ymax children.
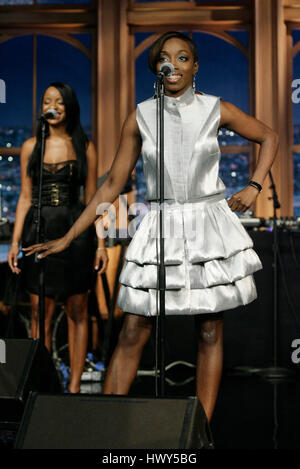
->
<box><xmin>157</xmin><ymin>62</ymin><xmax>175</xmax><ymax>78</ymax></box>
<box><xmin>40</xmin><ymin>108</ymin><xmax>57</xmax><ymax>120</ymax></box>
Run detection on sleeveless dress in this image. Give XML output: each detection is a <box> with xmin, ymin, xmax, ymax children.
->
<box><xmin>117</xmin><ymin>87</ymin><xmax>262</xmax><ymax>316</ymax></box>
<box><xmin>21</xmin><ymin>160</ymin><xmax>96</xmax><ymax>300</ymax></box>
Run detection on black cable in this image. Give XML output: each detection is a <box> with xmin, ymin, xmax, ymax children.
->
<box><xmin>289</xmin><ymin>230</ymin><xmax>300</xmax><ymax>268</ymax></box>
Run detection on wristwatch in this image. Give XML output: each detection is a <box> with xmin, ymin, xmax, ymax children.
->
<box><xmin>248</xmin><ymin>180</ymin><xmax>262</xmax><ymax>193</ymax></box>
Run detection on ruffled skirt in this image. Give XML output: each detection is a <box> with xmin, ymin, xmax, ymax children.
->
<box><xmin>117</xmin><ymin>196</ymin><xmax>262</xmax><ymax>316</ymax></box>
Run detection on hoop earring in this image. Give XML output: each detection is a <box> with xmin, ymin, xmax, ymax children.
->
<box><xmin>192</xmin><ymin>75</ymin><xmax>196</xmax><ymax>93</ymax></box>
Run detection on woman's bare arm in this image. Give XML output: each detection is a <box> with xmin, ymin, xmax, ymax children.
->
<box><xmin>24</xmin><ymin>110</ymin><xmax>141</xmax><ymax>258</ymax></box>
<box><xmin>220</xmin><ymin>101</ymin><xmax>279</xmax><ymax>212</ymax></box>
<box><xmin>8</xmin><ymin>138</ymin><xmax>35</xmax><ymax>273</ymax></box>
<box><xmin>84</xmin><ymin>140</ymin><xmax>109</xmax><ymax>273</ymax></box>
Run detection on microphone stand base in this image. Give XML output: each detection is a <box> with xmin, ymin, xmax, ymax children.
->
<box><xmin>253</xmin><ymin>367</ymin><xmax>296</xmax><ymax>380</ymax></box>
<box><xmin>229</xmin><ymin>365</ymin><xmax>296</xmax><ymax>380</ymax></box>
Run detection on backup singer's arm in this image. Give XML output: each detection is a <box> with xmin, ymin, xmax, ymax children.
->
<box><xmin>8</xmin><ymin>138</ymin><xmax>36</xmax><ymax>273</ymax></box>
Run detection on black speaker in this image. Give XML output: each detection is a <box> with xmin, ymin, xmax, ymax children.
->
<box><xmin>0</xmin><ymin>339</ymin><xmax>61</xmax><ymax>421</ymax></box>
<box><xmin>15</xmin><ymin>394</ymin><xmax>214</xmax><ymax>449</ymax></box>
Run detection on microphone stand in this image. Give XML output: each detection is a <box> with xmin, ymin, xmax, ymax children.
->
<box><xmin>35</xmin><ymin>118</ymin><xmax>47</xmax><ymax>347</ymax></box>
<box><xmin>254</xmin><ymin>170</ymin><xmax>294</xmax><ymax>379</ymax></box>
<box><xmin>233</xmin><ymin>171</ymin><xmax>294</xmax><ymax>380</ymax></box>
<box><xmin>229</xmin><ymin>172</ymin><xmax>294</xmax><ymax>448</ymax></box>
<box><xmin>253</xmin><ymin>171</ymin><xmax>295</xmax><ymax>450</ymax></box>
<box><xmin>155</xmin><ymin>74</ymin><xmax>166</xmax><ymax>397</ymax></box>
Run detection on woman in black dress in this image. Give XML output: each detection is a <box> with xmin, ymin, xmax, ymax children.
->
<box><xmin>7</xmin><ymin>82</ymin><xmax>108</xmax><ymax>393</ymax></box>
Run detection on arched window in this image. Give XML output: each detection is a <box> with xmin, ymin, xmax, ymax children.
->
<box><xmin>0</xmin><ymin>35</ymin><xmax>33</xmax><ymax>220</ymax></box>
<box><xmin>0</xmin><ymin>32</ymin><xmax>93</xmax><ymax>220</ymax></box>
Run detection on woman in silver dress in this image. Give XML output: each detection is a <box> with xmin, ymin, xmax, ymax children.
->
<box><xmin>24</xmin><ymin>32</ymin><xmax>278</xmax><ymax>420</ymax></box>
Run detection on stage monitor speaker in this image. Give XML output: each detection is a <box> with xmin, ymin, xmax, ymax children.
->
<box><xmin>15</xmin><ymin>393</ymin><xmax>214</xmax><ymax>449</ymax></box>
<box><xmin>0</xmin><ymin>339</ymin><xmax>61</xmax><ymax>421</ymax></box>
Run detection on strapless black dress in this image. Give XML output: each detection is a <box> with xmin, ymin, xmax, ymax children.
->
<box><xmin>21</xmin><ymin>160</ymin><xmax>96</xmax><ymax>300</ymax></box>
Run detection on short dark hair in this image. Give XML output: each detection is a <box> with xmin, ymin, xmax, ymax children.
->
<box><xmin>148</xmin><ymin>31</ymin><xmax>199</xmax><ymax>74</ymax></box>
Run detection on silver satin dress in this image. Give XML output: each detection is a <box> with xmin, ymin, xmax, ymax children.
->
<box><xmin>117</xmin><ymin>87</ymin><xmax>262</xmax><ymax>316</ymax></box>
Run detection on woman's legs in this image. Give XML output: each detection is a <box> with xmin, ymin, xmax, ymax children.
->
<box><xmin>102</xmin><ymin>310</ymin><xmax>223</xmax><ymax>419</ymax></box>
<box><xmin>30</xmin><ymin>293</ymin><xmax>55</xmax><ymax>352</ymax></box>
<box><xmin>65</xmin><ymin>292</ymin><xmax>88</xmax><ymax>393</ymax></box>
<box><xmin>103</xmin><ymin>313</ymin><xmax>153</xmax><ymax>395</ymax></box>
<box><xmin>195</xmin><ymin>312</ymin><xmax>223</xmax><ymax>422</ymax></box>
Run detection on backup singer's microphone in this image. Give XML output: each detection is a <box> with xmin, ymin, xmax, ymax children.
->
<box><xmin>40</xmin><ymin>108</ymin><xmax>57</xmax><ymax>120</ymax></box>
<box><xmin>157</xmin><ymin>62</ymin><xmax>175</xmax><ymax>78</ymax></box>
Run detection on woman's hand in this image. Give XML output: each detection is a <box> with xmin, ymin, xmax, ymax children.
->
<box><xmin>93</xmin><ymin>247</ymin><xmax>109</xmax><ymax>275</ymax></box>
<box><xmin>227</xmin><ymin>185</ymin><xmax>260</xmax><ymax>213</ymax></box>
<box><xmin>8</xmin><ymin>245</ymin><xmax>21</xmax><ymax>274</ymax></box>
<box><xmin>22</xmin><ymin>236</ymin><xmax>70</xmax><ymax>259</ymax></box>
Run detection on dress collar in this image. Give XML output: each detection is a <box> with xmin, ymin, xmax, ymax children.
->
<box><xmin>163</xmin><ymin>86</ymin><xmax>195</xmax><ymax>111</ymax></box>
